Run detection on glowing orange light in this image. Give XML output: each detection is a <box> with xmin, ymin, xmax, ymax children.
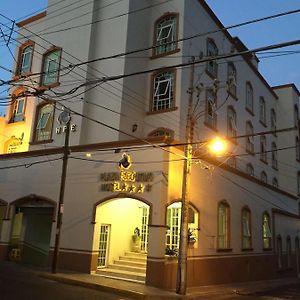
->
<box><xmin>209</xmin><ymin>137</ymin><xmax>227</xmax><ymax>156</ymax></box>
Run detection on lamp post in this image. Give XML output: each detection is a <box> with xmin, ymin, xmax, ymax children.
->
<box><xmin>52</xmin><ymin>110</ymin><xmax>71</xmax><ymax>273</ymax></box>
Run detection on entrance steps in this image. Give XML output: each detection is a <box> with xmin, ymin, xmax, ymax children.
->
<box><xmin>96</xmin><ymin>251</ymin><xmax>147</xmax><ymax>283</ymax></box>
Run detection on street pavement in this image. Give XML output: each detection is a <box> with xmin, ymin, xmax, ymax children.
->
<box><xmin>1</xmin><ymin>261</ymin><xmax>300</xmax><ymax>300</ymax></box>
<box><xmin>0</xmin><ymin>262</ymin><xmax>134</xmax><ymax>300</ymax></box>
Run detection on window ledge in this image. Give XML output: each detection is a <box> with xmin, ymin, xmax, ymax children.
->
<box><xmin>147</xmin><ymin>106</ymin><xmax>178</xmax><ymax>115</ymax></box>
<box><xmin>263</xmin><ymin>248</ymin><xmax>272</xmax><ymax>251</ymax></box>
<box><xmin>204</xmin><ymin>121</ymin><xmax>218</xmax><ymax>132</ymax></box>
<box><xmin>39</xmin><ymin>82</ymin><xmax>60</xmax><ymax>90</ymax></box>
<box><xmin>245</xmin><ymin>107</ymin><xmax>255</xmax><ymax>116</ymax></box>
<box><xmin>30</xmin><ymin>139</ymin><xmax>54</xmax><ymax>145</ymax></box>
<box><xmin>259</xmin><ymin>120</ymin><xmax>267</xmax><ymax>128</ymax></box>
<box><xmin>151</xmin><ymin>48</ymin><xmax>180</xmax><ymax>59</ymax></box>
<box><xmin>241</xmin><ymin>248</ymin><xmax>253</xmax><ymax>252</ymax></box>
<box><xmin>260</xmin><ymin>158</ymin><xmax>268</xmax><ymax>165</ymax></box>
<box><xmin>13</xmin><ymin>72</ymin><xmax>33</xmax><ymax>81</ymax></box>
<box><xmin>216</xmin><ymin>248</ymin><xmax>232</xmax><ymax>252</ymax></box>
<box><xmin>7</xmin><ymin>120</ymin><xmax>26</xmax><ymax>125</ymax></box>
<box><xmin>227</xmin><ymin>90</ymin><xmax>238</xmax><ymax>100</ymax></box>
<box><xmin>246</xmin><ymin>149</ymin><xmax>255</xmax><ymax>156</ymax></box>
<box><xmin>205</xmin><ymin>69</ymin><xmax>218</xmax><ymax>80</ymax></box>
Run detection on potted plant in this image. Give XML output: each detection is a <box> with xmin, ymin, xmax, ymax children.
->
<box><xmin>132</xmin><ymin>227</ymin><xmax>141</xmax><ymax>252</ymax></box>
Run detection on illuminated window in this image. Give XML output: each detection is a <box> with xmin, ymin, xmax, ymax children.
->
<box><xmin>41</xmin><ymin>48</ymin><xmax>61</xmax><ymax>86</ymax></box>
<box><xmin>259</xmin><ymin>97</ymin><xmax>266</xmax><ymax>124</ymax></box>
<box><xmin>246</xmin><ymin>121</ymin><xmax>254</xmax><ymax>153</ymax></box>
<box><xmin>16</xmin><ymin>41</ymin><xmax>34</xmax><ymax>75</ymax></box>
<box><xmin>242</xmin><ymin>207</ymin><xmax>251</xmax><ymax>249</ymax></box>
<box><xmin>206</xmin><ymin>39</ymin><xmax>218</xmax><ymax>77</ymax></box>
<box><xmin>227</xmin><ymin>106</ymin><xmax>237</xmax><ymax>138</ymax></box>
<box><xmin>154</xmin><ymin>14</ymin><xmax>177</xmax><ymax>56</ymax></box>
<box><xmin>151</xmin><ymin>70</ymin><xmax>175</xmax><ymax>112</ymax></box>
<box><xmin>246</xmin><ymin>82</ymin><xmax>253</xmax><ymax>113</ymax></box>
<box><xmin>227</xmin><ymin>62</ymin><xmax>237</xmax><ymax>97</ymax></box>
<box><xmin>205</xmin><ymin>89</ymin><xmax>217</xmax><ymax>129</ymax></box>
<box><xmin>33</xmin><ymin>103</ymin><xmax>54</xmax><ymax>142</ymax></box>
<box><xmin>262</xmin><ymin>212</ymin><xmax>272</xmax><ymax>249</ymax></box>
<box><xmin>217</xmin><ymin>201</ymin><xmax>230</xmax><ymax>249</ymax></box>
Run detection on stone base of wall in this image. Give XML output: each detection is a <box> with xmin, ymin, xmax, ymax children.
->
<box><xmin>147</xmin><ymin>254</ymin><xmax>298</xmax><ymax>289</ymax></box>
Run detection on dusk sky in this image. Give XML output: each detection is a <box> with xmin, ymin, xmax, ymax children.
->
<box><xmin>0</xmin><ymin>0</ymin><xmax>299</xmax><ymax>115</ymax></box>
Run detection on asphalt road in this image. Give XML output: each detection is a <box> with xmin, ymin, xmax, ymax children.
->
<box><xmin>0</xmin><ymin>262</ymin><xmax>134</xmax><ymax>300</ymax></box>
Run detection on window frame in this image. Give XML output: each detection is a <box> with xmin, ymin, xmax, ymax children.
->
<box><xmin>217</xmin><ymin>200</ymin><xmax>231</xmax><ymax>250</ymax></box>
<box><xmin>277</xmin><ymin>235</ymin><xmax>283</xmax><ymax>270</ymax></box>
<box><xmin>295</xmin><ymin>105</ymin><xmax>299</xmax><ymax>128</ymax></box>
<box><xmin>259</xmin><ymin>96</ymin><xmax>266</xmax><ymax>126</ymax></box>
<box><xmin>227</xmin><ymin>62</ymin><xmax>237</xmax><ymax>98</ymax></box>
<box><xmin>246</xmin><ymin>163</ymin><xmax>254</xmax><ymax>177</ymax></box>
<box><xmin>150</xmin><ymin>69</ymin><xmax>176</xmax><ymax>113</ymax></box>
<box><xmin>271</xmin><ymin>142</ymin><xmax>278</xmax><ymax>169</ymax></box>
<box><xmin>204</xmin><ymin>88</ymin><xmax>217</xmax><ymax>130</ymax></box>
<box><xmin>206</xmin><ymin>38</ymin><xmax>218</xmax><ymax>78</ymax></box>
<box><xmin>32</xmin><ymin>101</ymin><xmax>55</xmax><ymax>144</ymax></box>
<box><xmin>153</xmin><ymin>13</ymin><xmax>179</xmax><ymax>58</ymax></box>
<box><xmin>270</xmin><ymin>108</ymin><xmax>277</xmax><ymax>135</ymax></box>
<box><xmin>296</xmin><ymin>137</ymin><xmax>300</xmax><ymax>161</ymax></box>
<box><xmin>15</xmin><ymin>41</ymin><xmax>34</xmax><ymax>76</ymax></box>
<box><xmin>227</xmin><ymin>106</ymin><xmax>237</xmax><ymax>138</ymax></box>
<box><xmin>287</xmin><ymin>236</ymin><xmax>292</xmax><ymax>269</ymax></box>
<box><xmin>272</xmin><ymin>177</ymin><xmax>278</xmax><ymax>188</ymax></box>
<box><xmin>261</xmin><ymin>171</ymin><xmax>267</xmax><ymax>184</ymax></box>
<box><xmin>241</xmin><ymin>206</ymin><xmax>252</xmax><ymax>250</ymax></box>
<box><xmin>260</xmin><ymin>135</ymin><xmax>267</xmax><ymax>163</ymax></box>
<box><xmin>262</xmin><ymin>212</ymin><xmax>272</xmax><ymax>250</ymax></box>
<box><xmin>245</xmin><ymin>82</ymin><xmax>254</xmax><ymax>114</ymax></box>
<box><xmin>40</xmin><ymin>47</ymin><xmax>62</xmax><ymax>88</ymax></box>
<box><xmin>9</xmin><ymin>89</ymin><xmax>27</xmax><ymax>124</ymax></box>
<box><xmin>245</xmin><ymin>121</ymin><xmax>254</xmax><ymax>154</ymax></box>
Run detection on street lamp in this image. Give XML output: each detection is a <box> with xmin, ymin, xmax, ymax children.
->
<box><xmin>176</xmin><ymin>134</ymin><xmax>226</xmax><ymax>295</ymax></box>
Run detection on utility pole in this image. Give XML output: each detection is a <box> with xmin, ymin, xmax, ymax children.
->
<box><xmin>52</xmin><ymin>111</ymin><xmax>71</xmax><ymax>273</ymax></box>
<box><xmin>176</xmin><ymin>57</ymin><xmax>195</xmax><ymax>295</ymax></box>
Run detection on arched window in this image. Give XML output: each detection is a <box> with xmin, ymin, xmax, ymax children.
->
<box><xmin>151</xmin><ymin>70</ymin><xmax>175</xmax><ymax>112</ymax></box>
<box><xmin>33</xmin><ymin>102</ymin><xmax>54</xmax><ymax>143</ymax></box>
<box><xmin>271</xmin><ymin>108</ymin><xmax>276</xmax><ymax>133</ymax></box>
<box><xmin>272</xmin><ymin>177</ymin><xmax>278</xmax><ymax>188</ymax></box>
<box><xmin>295</xmin><ymin>237</ymin><xmax>300</xmax><ymax>275</ymax></box>
<box><xmin>246</xmin><ymin>163</ymin><xmax>254</xmax><ymax>177</ymax></box>
<box><xmin>165</xmin><ymin>202</ymin><xmax>199</xmax><ymax>252</ymax></box>
<box><xmin>241</xmin><ymin>207</ymin><xmax>252</xmax><ymax>249</ymax></box>
<box><xmin>153</xmin><ymin>14</ymin><xmax>178</xmax><ymax>56</ymax></box>
<box><xmin>271</xmin><ymin>142</ymin><xmax>278</xmax><ymax>169</ymax></box>
<box><xmin>246</xmin><ymin>82</ymin><xmax>253</xmax><ymax>113</ymax></box>
<box><xmin>148</xmin><ymin>128</ymin><xmax>174</xmax><ymax>139</ymax></box>
<box><xmin>246</xmin><ymin>121</ymin><xmax>254</xmax><ymax>153</ymax></box>
<box><xmin>205</xmin><ymin>89</ymin><xmax>217</xmax><ymax>130</ymax></box>
<box><xmin>9</xmin><ymin>89</ymin><xmax>26</xmax><ymax>123</ymax></box>
<box><xmin>277</xmin><ymin>235</ymin><xmax>283</xmax><ymax>269</ymax></box>
<box><xmin>217</xmin><ymin>201</ymin><xmax>230</xmax><ymax>249</ymax></box>
<box><xmin>206</xmin><ymin>38</ymin><xmax>218</xmax><ymax>77</ymax></box>
<box><xmin>259</xmin><ymin>97</ymin><xmax>266</xmax><ymax>124</ymax></box>
<box><xmin>41</xmin><ymin>47</ymin><xmax>62</xmax><ymax>87</ymax></box>
<box><xmin>262</xmin><ymin>212</ymin><xmax>272</xmax><ymax>249</ymax></box>
<box><xmin>287</xmin><ymin>236</ymin><xmax>292</xmax><ymax>268</ymax></box>
<box><xmin>260</xmin><ymin>135</ymin><xmax>267</xmax><ymax>163</ymax></box>
<box><xmin>16</xmin><ymin>41</ymin><xmax>34</xmax><ymax>75</ymax></box>
<box><xmin>261</xmin><ymin>171</ymin><xmax>267</xmax><ymax>184</ymax></box>
<box><xmin>227</xmin><ymin>62</ymin><xmax>237</xmax><ymax>97</ymax></box>
<box><xmin>227</xmin><ymin>106</ymin><xmax>237</xmax><ymax>138</ymax></box>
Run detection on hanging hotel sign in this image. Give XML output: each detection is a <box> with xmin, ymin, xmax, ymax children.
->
<box><xmin>99</xmin><ymin>154</ymin><xmax>154</xmax><ymax>193</ymax></box>
<box><xmin>55</xmin><ymin>111</ymin><xmax>77</xmax><ymax>134</ymax></box>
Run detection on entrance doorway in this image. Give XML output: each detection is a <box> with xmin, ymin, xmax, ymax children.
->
<box><xmin>94</xmin><ymin>198</ymin><xmax>150</xmax><ymax>270</ymax></box>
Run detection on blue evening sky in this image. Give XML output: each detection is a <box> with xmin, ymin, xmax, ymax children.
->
<box><xmin>0</xmin><ymin>0</ymin><xmax>299</xmax><ymax>114</ymax></box>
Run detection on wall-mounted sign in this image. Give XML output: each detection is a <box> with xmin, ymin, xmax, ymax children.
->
<box><xmin>99</xmin><ymin>170</ymin><xmax>154</xmax><ymax>194</ymax></box>
<box><xmin>55</xmin><ymin>124</ymin><xmax>77</xmax><ymax>134</ymax></box>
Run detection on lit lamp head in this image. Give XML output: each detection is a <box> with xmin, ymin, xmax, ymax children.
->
<box><xmin>208</xmin><ymin>137</ymin><xmax>227</xmax><ymax>156</ymax></box>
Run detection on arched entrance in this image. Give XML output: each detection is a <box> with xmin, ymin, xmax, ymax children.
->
<box><xmin>93</xmin><ymin>197</ymin><xmax>150</xmax><ymax>282</ymax></box>
<box><xmin>9</xmin><ymin>195</ymin><xmax>55</xmax><ymax>266</ymax></box>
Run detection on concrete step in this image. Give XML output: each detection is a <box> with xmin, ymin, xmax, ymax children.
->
<box><xmin>109</xmin><ymin>263</ymin><xmax>146</xmax><ymax>273</ymax></box>
<box><xmin>125</xmin><ymin>251</ymin><xmax>147</xmax><ymax>258</ymax></box>
<box><xmin>119</xmin><ymin>255</ymin><xmax>147</xmax><ymax>263</ymax></box>
<box><xmin>115</xmin><ymin>259</ymin><xmax>146</xmax><ymax>268</ymax></box>
<box><xmin>96</xmin><ymin>268</ymin><xmax>146</xmax><ymax>283</ymax></box>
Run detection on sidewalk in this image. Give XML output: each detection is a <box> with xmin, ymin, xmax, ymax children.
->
<box><xmin>36</xmin><ymin>268</ymin><xmax>300</xmax><ymax>300</ymax></box>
